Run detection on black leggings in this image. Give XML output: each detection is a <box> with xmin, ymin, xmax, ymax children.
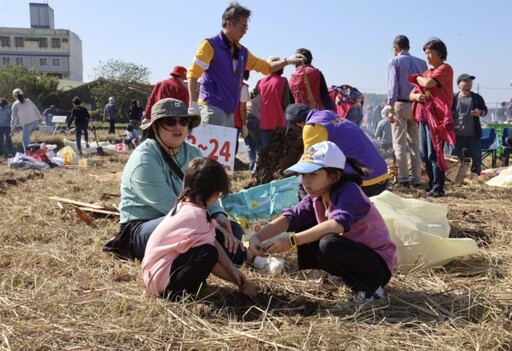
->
<box><xmin>161</xmin><ymin>244</ymin><xmax>218</xmax><ymax>301</ymax></box>
<box><xmin>298</xmin><ymin>233</ymin><xmax>391</xmax><ymax>296</ymax></box>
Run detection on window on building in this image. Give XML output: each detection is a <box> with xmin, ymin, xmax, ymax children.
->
<box><xmin>39</xmin><ymin>58</ymin><xmax>47</xmax><ymax>66</ymax></box>
<box><xmin>52</xmin><ymin>58</ymin><xmax>60</xmax><ymax>67</ymax></box>
<box><xmin>15</xmin><ymin>57</ymin><xmax>23</xmax><ymax>65</ymax></box>
<box><xmin>0</xmin><ymin>37</ymin><xmax>10</xmax><ymax>47</ymax></box>
<box><xmin>51</xmin><ymin>38</ymin><xmax>61</xmax><ymax>48</ymax></box>
<box><xmin>39</xmin><ymin>38</ymin><xmax>48</xmax><ymax>48</ymax></box>
<box><xmin>15</xmin><ymin>37</ymin><xmax>24</xmax><ymax>47</ymax></box>
<box><xmin>2</xmin><ymin>57</ymin><xmax>10</xmax><ymax>65</ymax></box>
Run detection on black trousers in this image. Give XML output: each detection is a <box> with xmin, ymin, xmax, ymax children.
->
<box><xmin>161</xmin><ymin>244</ymin><xmax>218</xmax><ymax>301</ymax></box>
<box><xmin>298</xmin><ymin>233</ymin><xmax>391</xmax><ymax>297</ymax></box>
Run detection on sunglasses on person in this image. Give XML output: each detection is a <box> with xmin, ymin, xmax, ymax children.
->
<box><xmin>162</xmin><ymin>116</ymin><xmax>190</xmax><ymax>127</ymax></box>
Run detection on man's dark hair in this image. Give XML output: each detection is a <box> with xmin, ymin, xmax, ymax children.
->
<box><xmin>127</xmin><ymin>125</ymin><xmax>134</xmax><ymax>131</ymax></box>
<box><xmin>72</xmin><ymin>97</ymin><xmax>81</xmax><ymax>105</ymax></box>
<box><xmin>295</xmin><ymin>48</ymin><xmax>313</xmax><ymax>65</ymax></box>
<box><xmin>0</xmin><ymin>99</ymin><xmax>7</xmax><ymax>108</ymax></box>
<box><xmin>423</xmin><ymin>37</ymin><xmax>448</xmax><ymax>61</ymax></box>
<box><xmin>222</xmin><ymin>2</ymin><xmax>251</xmax><ymax>27</ymax></box>
<box><xmin>393</xmin><ymin>35</ymin><xmax>410</xmax><ymax>50</ymax></box>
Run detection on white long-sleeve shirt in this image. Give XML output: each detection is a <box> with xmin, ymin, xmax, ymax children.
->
<box><xmin>11</xmin><ymin>98</ymin><xmax>43</xmax><ymax>128</ymax></box>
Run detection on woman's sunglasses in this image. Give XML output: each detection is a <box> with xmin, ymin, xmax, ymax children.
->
<box><xmin>162</xmin><ymin>116</ymin><xmax>190</xmax><ymax>127</ymax></box>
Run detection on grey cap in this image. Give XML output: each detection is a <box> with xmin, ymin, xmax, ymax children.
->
<box><xmin>141</xmin><ymin>98</ymin><xmax>201</xmax><ymax>130</ymax></box>
<box><xmin>457</xmin><ymin>74</ymin><xmax>475</xmax><ymax>84</ymax></box>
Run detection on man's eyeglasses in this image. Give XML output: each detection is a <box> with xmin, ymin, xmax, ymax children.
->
<box><xmin>162</xmin><ymin>116</ymin><xmax>190</xmax><ymax>127</ymax></box>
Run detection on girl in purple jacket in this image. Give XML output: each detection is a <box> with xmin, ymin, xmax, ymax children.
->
<box><xmin>248</xmin><ymin>141</ymin><xmax>397</xmax><ymax>301</ymax></box>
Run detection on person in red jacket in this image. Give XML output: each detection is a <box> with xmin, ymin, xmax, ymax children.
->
<box><xmin>289</xmin><ymin>48</ymin><xmax>333</xmax><ymax>111</ymax></box>
<box><xmin>144</xmin><ymin>66</ymin><xmax>189</xmax><ymax>120</ymax></box>
<box><xmin>255</xmin><ymin>56</ymin><xmax>293</xmax><ymax>147</ymax></box>
<box><xmin>409</xmin><ymin>38</ymin><xmax>454</xmax><ymax>198</ymax></box>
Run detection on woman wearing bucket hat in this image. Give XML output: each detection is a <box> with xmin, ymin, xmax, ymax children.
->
<box><xmin>11</xmin><ymin>88</ymin><xmax>44</xmax><ymax>152</ymax></box>
<box><xmin>104</xmin><ymin>98</ymin><xmax>247</xmax><ymax>264</ymax></box>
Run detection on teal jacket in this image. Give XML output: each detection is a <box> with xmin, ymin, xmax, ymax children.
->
<box><xmin>119</xmin><ymin>138</ymin><xmax>224</xmax><ymax>223</ymax></box>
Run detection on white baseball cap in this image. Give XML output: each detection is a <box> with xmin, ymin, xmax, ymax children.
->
<box><xmin>284</xmin><ymin>141</ymin><xmax>346</xmax><ymax>175</ymax></box>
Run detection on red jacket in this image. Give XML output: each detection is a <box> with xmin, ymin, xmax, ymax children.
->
<box><xmin>409</xmin><ymin>74</ymin><xmax>455</xmax><ymax>171</ymax></box>
<box><xmin>289</xmin><ymin>65</ymin><xmax>324</xmax><ymax>109</ymax></box>
<box><xmin>144</xmin><ymin>77</ymin><xmax>189</xmax><ymax>119</ymax></box>
<box><xmin>257</xmin><ymin>74</ymin><xmax>287</xmax><ymax>130</ymax></box>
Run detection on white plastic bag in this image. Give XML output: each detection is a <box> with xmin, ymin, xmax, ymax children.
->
<box><xmin>371</xmin><ymin>191</ymin><xmax>478</xmax><ymax>271</ymax></box>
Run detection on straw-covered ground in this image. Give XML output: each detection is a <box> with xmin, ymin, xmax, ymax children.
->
<box><xmin>0</xmin><ymin>131</ymin><xmax>511</xmax><ymax>350</ymax></box>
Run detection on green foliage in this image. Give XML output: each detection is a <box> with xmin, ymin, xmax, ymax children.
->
<box><xmin>90</xmin><ymin>59</ymin><xmax>151</xmax><ymax>116</ymax></box>
<box><xmin>0</xmin><ymin>65</ymin><xmax>61</xmax><ymax>109</ymax></box>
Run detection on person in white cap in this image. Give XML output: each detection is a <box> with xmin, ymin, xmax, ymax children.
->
<box><xmin>248</xmin><ymin>141</ymin><xmax>397</xmax><ymax>301</ymax></box>
<box><xmin>11</xmin><ymin>88</ymin><xmax>43</xmax><ymax>152</ymax></box>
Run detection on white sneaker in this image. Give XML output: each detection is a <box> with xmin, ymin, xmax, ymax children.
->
<box><xmin>354</xmin><ymin>286</ymin><xmax>386</xmax><ymax>302</ymax></box>
<box><xmin>253</xmin><ymin>256</ymin><xmax>285</xmax><ymax>275</ymax></box>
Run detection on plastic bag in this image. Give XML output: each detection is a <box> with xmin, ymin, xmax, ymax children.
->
<box><xmin>8</xmin><ymin>152</ymin><xmax>50</xmax><ymax>170</ymax></box>
<box><xmin>222</xmin><ymin>176</ymin><xmax>299</xmax><ymax>238</ymax></box>
<box><xmin>371</xmin><ymin>190</ymin><xmax>478</xmax><ymax>271</ymax></box>
<box><xmin>57</xmin><ymin>146</ymin><xmax>79</xmax><ymax>165</ymax></box>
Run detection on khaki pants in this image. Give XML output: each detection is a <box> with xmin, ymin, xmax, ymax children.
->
<box><xmin>391</xmin><ymin>102</ymin><xmax>422</xmax><ymax>184</ymax></box>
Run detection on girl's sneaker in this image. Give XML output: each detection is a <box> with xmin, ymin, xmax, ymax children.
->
<box><xmin>354</xmin><ymin>286</ymin><xmax>386</xmax><ymax>302</ymax></box>
<box><xmin>253</xmin><ymin>256</ymin><xmax>285</xmax><ymax>275</ymax></box>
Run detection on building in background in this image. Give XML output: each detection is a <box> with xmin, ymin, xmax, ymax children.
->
<box><xmin>0</xmin><ymin>2</ymin><xmax>83</xmax><ymax>81</ymax></box>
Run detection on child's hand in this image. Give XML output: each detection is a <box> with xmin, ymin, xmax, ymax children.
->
<box><xmin>248</xmin><ymin>235</ymin><xmax>267</xmax><ymax>258</ymax></box>
<box><xmin>238</xmin><ymin>275</ymin><xmax>258</xmax><ymax>298</ymax></box>
<box><xmin>263</xmin><ymin>237</ymin><xmax>290</xmax><ymax>254</ymax></box>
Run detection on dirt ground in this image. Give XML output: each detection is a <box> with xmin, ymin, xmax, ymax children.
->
<box><xmin>0</xmin><ymin>149</ymin><xmax>511</xmax><ymax>350</ymax></box>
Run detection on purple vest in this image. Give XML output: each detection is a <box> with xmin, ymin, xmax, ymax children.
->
<box><xmin>306</xmin><ymin>110</ymin><xmax>388</xmax><ymax>183</ymax></box>
<box><xmin>199</xmin><ymin>33</ymin><xmax>248</xmax><ymax>114</ymax></box>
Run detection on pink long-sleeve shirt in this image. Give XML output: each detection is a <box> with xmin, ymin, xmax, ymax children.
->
<box><xmin>141</xmin><ymin>202</ymin><xmax>216</xmax><ymax>295</ymax></box>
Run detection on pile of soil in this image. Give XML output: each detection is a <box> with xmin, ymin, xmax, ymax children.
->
<box><xmin>248</xmin><ymin>127</ymin><xmax>303</xmax><ymax>186</ymax></box>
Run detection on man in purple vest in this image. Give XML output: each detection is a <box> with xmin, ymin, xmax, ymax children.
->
<box><xmin>187</xmin><ymin>2</ymin><xmax>305</xmax><ymax>127</ymax></box>
<box><xmin>286</xmin><ymin>104</ymin><xmax>389</xmax><ymax>197</ymax></box>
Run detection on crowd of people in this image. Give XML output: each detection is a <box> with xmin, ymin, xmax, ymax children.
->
<box><xmin>3</xmin><ymin>1</ymin><xmax>512</xmax><ymax>304</ymax></box>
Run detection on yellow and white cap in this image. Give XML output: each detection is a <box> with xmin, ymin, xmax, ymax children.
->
<box><xmin>284</xmin><ymin>141</ymin><xmax>346</xmax><ymax>175</ymax></box>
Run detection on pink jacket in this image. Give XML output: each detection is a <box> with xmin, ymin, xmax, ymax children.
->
<box><xmin>141</xmin><ymin>202</ymin><xmax>216</xmax><ymax>295</ymax></box>
<box><xmin>409</xmin><ymin>74</ymin><xmax>455</xmax><ymax>171</ymax></box>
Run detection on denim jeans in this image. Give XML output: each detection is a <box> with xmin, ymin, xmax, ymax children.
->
<box><xmin>0</xmin><ymin>126</ymin><xmax>14</xmax><ymax>156</ymax></box>
<box><xmin>245</xmin><ymin>114</ymin><xmax>263</xmax><ymax>170</ymax></box>
<box><xmin>22</xmin><ymin>120</ymin><xmax>39</xmax><ymax>152</ymax></box>
<box><xmin>419</xmin><ymin>122</ymin><xmax>445</xmax><ymax>193</ymax></box>
<box><xmin>261</xmin><ymin>130</ymin><xmax>274</xmax><ymax>148</ymax></box>
<box><xmin>75</xmin><ymin>122</ymin><xmax>89</xmax><ymax>152</ymax></box>
<box><xmin>451</xmin><ymin>135</ymin><xmax>482</xmax><ymax>175</ymax></box>
<box><xmin>200</xmin><ymin>104</ymin><xmax>234</xmax><ymax>127</ymax></box>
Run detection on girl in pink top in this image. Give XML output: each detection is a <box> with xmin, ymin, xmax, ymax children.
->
<box><xmin>142</xmin><ymin>157</ymin><xmax>257</xmax><ymax>300</ymax></box>
<box><xmin>248</xmin><ymin>141</ymin><xmax>396</xmax><ymax>301</ymax></box>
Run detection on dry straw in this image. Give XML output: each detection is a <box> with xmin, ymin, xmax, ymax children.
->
<box><xmin>0</xmin><ymin>132</ymin><xmax>511</xmax><ymax>350</ymax></box>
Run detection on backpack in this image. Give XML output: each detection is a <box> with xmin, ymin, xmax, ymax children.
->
<box><xmin>329</xmin><ymin>85</ymin><xmax>364</xmax><ymax>118</ymax></box>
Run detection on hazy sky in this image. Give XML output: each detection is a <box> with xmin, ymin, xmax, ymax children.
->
<box><xmin>5</xmin><ymin>0</ymin><xmax>512</xmax><ymax>106</ymax></box>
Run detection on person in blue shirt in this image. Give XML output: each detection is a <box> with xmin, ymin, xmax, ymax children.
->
<box><xmin>386</xmin><ymin>35</ymin><xmax>428</xmax><ymax>188</ymax></box>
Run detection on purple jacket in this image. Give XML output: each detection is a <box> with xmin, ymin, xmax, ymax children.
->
<box><xmin>199</xmin><ymin>33</ymin><xmax>248</xmax><ymax>114</ymax></box>
<box><xmin>282</xmin><ymin>182</ymin><xmax>397</xmax><ymax>273</ymax></box>
<box><xmin>306</xmin><ymin>110</ymin><xmax>389</xmax><ymax>186</ymax></box>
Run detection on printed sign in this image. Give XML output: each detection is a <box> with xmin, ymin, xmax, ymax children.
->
<box><xmin>51</xmin><ymin>115</ymin><xmax>67</xmax><ymax>124</ymax></box>
<box><xmin>116</xmin><ymin>143</ymin><xmax>127</xmax><ymax>153</ymax></box>
<box><xmin>188</xmin><ymin>124</ymin><xmax>237</xmax><ymax>175</ymax></box>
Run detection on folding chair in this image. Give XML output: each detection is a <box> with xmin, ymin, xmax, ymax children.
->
<box><xmin>502</xmin><ymin>127</ymin><xmax>512</xmax><ymax>166</ymax></box>
<box><xmin>481</xmin><ymin>127</ymin><xmax>498</xmax><ymax>168</ymax></box>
